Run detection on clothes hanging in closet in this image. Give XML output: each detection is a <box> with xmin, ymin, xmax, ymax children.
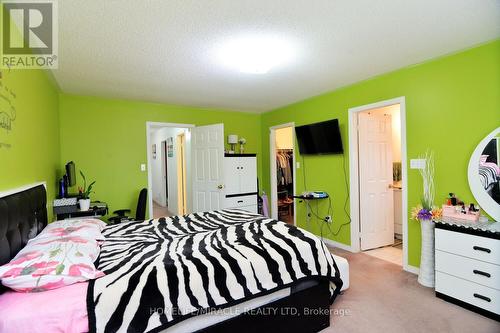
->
<box><xmin>276</xmin><ymin>150</ymin><xmax>293</xmax><ymax>185</ymax></box>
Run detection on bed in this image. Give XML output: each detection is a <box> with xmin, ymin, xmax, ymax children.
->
<box><xmin>0</xmin><ymin>184</ymin><xmax>347</xmax><ymax>333</ymax></box>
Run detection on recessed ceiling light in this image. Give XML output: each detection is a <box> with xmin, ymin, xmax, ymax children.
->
<box><xmin>214</xmin><ymin>35</ymin><xmax>296</xmax><ymax>74</ymax></box>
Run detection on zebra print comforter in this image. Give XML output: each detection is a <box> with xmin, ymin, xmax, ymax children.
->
<box><xmin>88</xmin><ymin>209</ymin><xmax>343</xmax><ymax>333</ymax></box>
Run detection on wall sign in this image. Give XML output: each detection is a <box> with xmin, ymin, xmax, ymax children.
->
<box><xmin>167</xmin><ymin>137</ymin><xmax>174</xmax><ymax>157</ymax></box>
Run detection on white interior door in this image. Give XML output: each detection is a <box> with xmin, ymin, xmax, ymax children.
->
<box><xmin>358</xmin><ymin>112</ymin><xmax>394</xmax><ymax>250</ymax></box>
<box><xmin>191</xmin><ymin>124</ymin><xmax>225</xmax><ymax>212</ymax></box>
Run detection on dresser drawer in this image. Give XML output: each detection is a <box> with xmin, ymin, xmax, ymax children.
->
<box><xmin>224</xmin><ymin>204</ymin><xmax>258</xmax><ymax>214</ymax></box>
<box><xmin>436</xmin><ymin>250</ymin><xmax>500</xmax><ymax>290</ymax></box>
<box><xmin>436</xmin><ymin>271</ymin><xmax>500</xmax><ymax>315</ymax></box>
<box><xmin>236</xmin><ymin>205</ymin><xmax>258</xmax><ymax>214</ymax></box>
<box><xmin>435</xmin><ymin>229</ymin><xmax>500</xmax><ymax>265</ymax></box>
<box><xmin>224</xmin><ymin>195</ymin><xmax>257</xmax><ymax>209</ymax></box>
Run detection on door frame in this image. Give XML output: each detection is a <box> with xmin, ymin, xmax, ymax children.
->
<box><xmin>161</xmin><ymin>140</ymin><xmax>168</xmax><ymax>206</ymax></box>
<box><xmin>269</xmin><ymin>122</ymin><xmax>297</xmax><ymax>226</ymax></box>
<box><xmin>347</xmin><ymin>97</ymin><xmax>415</xmax><ymax>274</ymax></box>
<box><xmin>176</xmin><ymin>132</ymin><xmax>187</xmax><ymax>215</ymax></box>
<box><xmin>146</xmin><ymin>122</ymin><xmax>194</xmax><ymax>219</ymax></box>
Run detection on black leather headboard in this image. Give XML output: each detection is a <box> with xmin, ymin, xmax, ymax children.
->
<box><xmin>0</xmin><ymin>185</ymin><xmax>48</xmax><ymax>266</ymax></box>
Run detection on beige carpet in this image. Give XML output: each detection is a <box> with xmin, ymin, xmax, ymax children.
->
<box><xmin>325</xmin><ymin>249</ymin><xmax>500</xmax><ymax>333</ymax></box>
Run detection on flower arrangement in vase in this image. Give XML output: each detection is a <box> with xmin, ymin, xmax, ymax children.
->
<box><xmin>78</xmin><ymin>171</ymin><xmax>95</xmax><ymax>211</ymax></box>
<box><xmin>411</xmin><ymin>150</ymin><xmax>441</xmax><ymax>288</ymax></box>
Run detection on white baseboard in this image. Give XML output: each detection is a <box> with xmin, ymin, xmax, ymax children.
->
<box><xmin>404</xmin><ymin>264</ymin><xmax>420</xmax><ymax>275</ymax></box>
<box><xmin>322</xmin><ymin>238</ymin><xmax>354</xmax><ymax>252</ymax></box>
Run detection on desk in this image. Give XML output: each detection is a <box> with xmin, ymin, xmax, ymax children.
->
<box><xmin>54</xmin><ymin>202</ymin><xmax>108</xmax><ymax>220</ymax></box>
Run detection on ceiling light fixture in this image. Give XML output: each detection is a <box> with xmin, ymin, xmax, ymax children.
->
<box><xmin>214</xmin><ymin>35</ymin><xmax>296</xmax><ymax>74</ymax></box>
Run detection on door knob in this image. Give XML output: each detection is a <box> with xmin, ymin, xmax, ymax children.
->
<box><xmin>217</xmin><ymin>184</ymin><xmax>224</xmax><ymax>190</ymax></box>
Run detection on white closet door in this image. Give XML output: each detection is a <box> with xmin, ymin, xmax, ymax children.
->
<box><xmin>191</xmin><ymin>124</ymin><xmax>225</xmax><ymax>212</ymax></box>
<box><xmin>239</xmin><ymin>157</ymin><xmax>257</xmax><ymax>193</ymax></box>
<box><xmin>358</xmin><ymin>112</ymin><xmax>394</xmax><ymax>250</ymax></box>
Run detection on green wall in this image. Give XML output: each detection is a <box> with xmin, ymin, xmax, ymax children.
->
<box><xmin>0</xmin><ymin>67</ymin><xmax>60</xmax><ymax>218</ymax></box>
<box><xmin>261</xmin><ymin>40</ymin><xmax>500</xmax><ymax>267</ymax></box>
<box><xmin>59</xmin><ymin>94</ymin><xmax>262</xmax><ymax>217</ymax></box>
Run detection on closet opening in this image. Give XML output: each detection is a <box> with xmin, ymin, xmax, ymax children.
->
<box><xmin>270</xmin><ymin>124</ymin><xmax>296</xmax><ymax>225</ymax></box>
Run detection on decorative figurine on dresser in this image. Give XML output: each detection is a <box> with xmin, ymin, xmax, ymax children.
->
<box><xmin>434</xmin><ymin>127</ymin><xmax>500</xmax><ymax>321</ymax></box>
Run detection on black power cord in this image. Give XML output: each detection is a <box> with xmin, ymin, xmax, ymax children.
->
<box><xmin>302</xmin><ymin>155</ymin><xmax>307</xmax><ymax>191</ymax></box>
<box><xmin>328</xmin><ymin>153</ymin><xmax>352</xmax><ymax>236</ymax></box>
<box><xmin>302</xmin><ymin>153</ymin><xmax>352</xmax><ymax>239</ymax></box>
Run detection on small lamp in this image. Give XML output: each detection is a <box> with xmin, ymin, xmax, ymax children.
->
<box><xmin>228</xmin><ymin>135</ymin><xmax>238</xmax><ymax>153</ymax></box>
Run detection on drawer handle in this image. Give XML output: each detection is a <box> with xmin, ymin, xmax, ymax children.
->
<box><xmin>473</xmin><ymin>293</ymin><xmax>491</xmax><ymax>303</ymax></box>
<box><xmin>473</xmin><ymin>270</ymin><xmax>491</xmax><ymax>278</ymax></box>
<box><xmin>237</xmin><ymin>200</ymin><xmax>244</xmax><ymax>203</ymax></box>
<box><xmin>473</xmin><ymin>246</ymin><xmax>491</xmax><ymax>253</ymax></box>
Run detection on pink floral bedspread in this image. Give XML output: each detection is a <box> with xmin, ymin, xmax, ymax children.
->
<box><xmin>0</xmin><ymin>282</ymin><xmax>88</xmax><ymax>333</ymax></box>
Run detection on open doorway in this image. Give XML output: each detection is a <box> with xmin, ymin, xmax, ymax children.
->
<box><xmin>146</xmin><ymin>122</ymin><xmax>193</xmax><ymax>219</ymax></box>
<box><xmin>270</xmin><ymin>123</ymin><xmax>296</xmax><ymax>225</ymax></box>
<box><xmin>348</xmin><ymin>97</ymin><xmax>410</xmax><ymax>271</ymax></box>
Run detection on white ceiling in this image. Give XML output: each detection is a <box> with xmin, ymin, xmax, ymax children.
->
<box><xmin>53</xmin><ymin>0</ymin><xmax>500</xmax><ymax>113</ymax></box>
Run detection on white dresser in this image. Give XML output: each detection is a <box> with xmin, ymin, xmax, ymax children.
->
<box><xmin>435</xmin><ymin>219</ymin><xmax>500</xmax><ymax>320</ymax></box>
<box><xmin>223</xmin><ymin>154</ymin><xmax>258</xmax><ymax>213</ymax></box>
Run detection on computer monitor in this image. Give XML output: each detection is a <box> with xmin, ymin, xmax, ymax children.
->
<box><xmin>65</xmin><ymin>161</ymin><xmax>76</xmax><ymax>187</ymax></box>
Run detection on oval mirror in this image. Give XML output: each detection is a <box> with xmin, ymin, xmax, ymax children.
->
<box><xmin>468</xmin><ymin>127</ymin><xmax>500</xmax><ymax>222</ymax></box>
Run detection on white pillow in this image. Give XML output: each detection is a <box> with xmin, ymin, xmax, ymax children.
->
<box><xmin>0</xmin><ymin>233</ymin><xmax>104</xmax><ymax>292</ymax></box>
<box><xmin>38</xmin><ymin>218</ymin><xmax>106</xmax><ymax>241</ymax></box>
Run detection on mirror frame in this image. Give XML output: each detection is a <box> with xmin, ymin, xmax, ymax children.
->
<box><xmin>468</xmin><ymin>127</ymin><xmax>500</xmax><ymax>222</ymax></box>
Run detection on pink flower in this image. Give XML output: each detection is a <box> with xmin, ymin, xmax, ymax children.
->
<box><xmin>0</xmin><ymin>267</ymin><xmax>24</xmax><ymax>278</ymax></box>
<box><xmin>8</xmin><ymin>251</ymin><xmax>43</xmax><ymax>265</ymax></box>
<box><xmin>69</xmin><ymin>263</ymin><xmax>105</xmax><ymax>278</ymax></box>
<box><xmin>48</xmin><ymin>225</ymin><xmax>90</xmax><ymax>236</ymax></box>
<box><xmin>31</xmin><ymin>261</ymin><xmax>60</xmax><ymax>276</ymax></box>
<box><xmin>69</xmin><ymin>263</ymin><xmax>90</xmax><ymax>276</ymax></box>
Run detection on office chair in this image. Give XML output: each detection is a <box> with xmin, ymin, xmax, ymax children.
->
<box><xmin>108</xmin><ymin>188</ymin><xmax>147</xmax><ymax>223</ymax></box>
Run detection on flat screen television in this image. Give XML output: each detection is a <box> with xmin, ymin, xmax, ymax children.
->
<box><xmin>295</xmin><ymin>119</ymin><xmax>343</xmax><ymax>155</ymax></box>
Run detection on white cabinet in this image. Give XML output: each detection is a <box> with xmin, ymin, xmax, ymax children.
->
<box><xmin>435</xmin><ymin>224</ymin><xmax>500</xmax><ymax>320</ymax></box>
<box><xmin>223</xmin><ymin>155</ymin><xmax>258</xmax><ymax>213</ymax></box>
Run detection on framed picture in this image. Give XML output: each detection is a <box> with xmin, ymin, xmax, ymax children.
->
<box><xmin>152</xmin><ymin>144</ymin><xmax>156</xmax><ymax>159</ymax></box>
<box><xmin>167</xmin><ymin>137</ymin><xmax>174</xmax><ymax>157</ymax></box>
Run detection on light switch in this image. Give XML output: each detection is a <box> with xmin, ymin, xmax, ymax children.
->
<box><xmin>140</xmin><ymin>163</ymin><xmax>146</xmax><ymax>172</ymax></box>
<box><xmin>296</xmin><ymin>162</ymin><xmax>300</xmax><ymax>169</ymax></box>
<box><xmin>410</xmin><ymin>159</ymin><xmax>426</xmax><ymax>169</ymax></box>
